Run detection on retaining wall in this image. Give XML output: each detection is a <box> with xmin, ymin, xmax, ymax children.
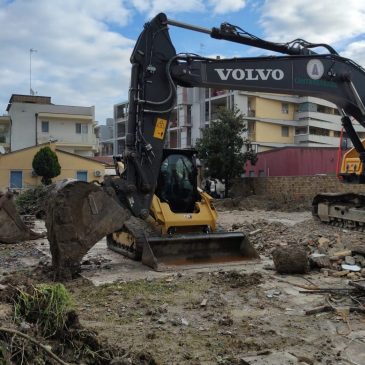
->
<box><xmin>232</xmin><ymin>176</ymin><xmax>365</xmax><ymax>206</ymax></box>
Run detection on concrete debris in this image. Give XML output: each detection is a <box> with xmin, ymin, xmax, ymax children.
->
<box><xmin>341</xmin><ymin>264</ymin><xmax>361</xmax><ymax>272</ymax></box>
<box><xmin>344</xmin><ymin>255</ymin><xmax>356</xmax><ymax>265</ymax></box>
<box><xmin>229</xmin><ymin>216</ymin><xmax>365</xmax><ymax>277</ymax></box>
<box><xmin>200</xmin><ymin>298</ymin><xmax>208</xmax><ymax>307</ymax></box>
<box><xmin>266</xmin><ymin>289</ymin><xmax>281</xmax><ymax>298</ymax></box>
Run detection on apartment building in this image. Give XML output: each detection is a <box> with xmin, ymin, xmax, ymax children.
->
<box><xmin>174</xmin><ymin>88</ymin><xmax>364</xmax><ymax>152</ymax></box>
<box><xmin>105</xmin><ymin>87</ymin><xmax>365</xmax><ymax>156</ymax></box>
<box><xmin>0</xmin><ymin>116</ymin><xmax>11</xmax><ymax>153</ymax></box>
<box><xmin>114</xmin><ymin>101</ymin><xmax>128</xmax><ymax>155</ymax></box>
<box><xmin>95</xmin><ymin>118</ymin><xmax>114</xmax><ymax>156</ymax></box>
<box><xmin>6</xmin><ymin>94</ymin><xmax>98</xmax><ymax>157</ymax></box>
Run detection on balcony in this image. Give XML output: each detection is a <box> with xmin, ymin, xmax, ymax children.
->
<box><xmin>295</xmin><ymin>111</ymin><xmax>341</xmax><ymax>124</ymax></box>
<box><xmin>294</xmin><ymin>134</ymin><xmax>339</xmax><ymax>146</ymax></box>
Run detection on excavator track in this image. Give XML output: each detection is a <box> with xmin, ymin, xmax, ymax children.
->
<box><xmin>107</xmin><ymin>216</ymin><xmax>160</xmax><ymax>260</ymax></box>
<box><xmin>312</xmin><ymin>193</ymin><xmax>365</xmax><ymax>231</ymax></box>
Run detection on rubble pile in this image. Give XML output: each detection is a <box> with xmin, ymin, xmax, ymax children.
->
<box><xmin>231</xmin><ymin>219</ymin><xmax>365</xmax><ymax>278</ymax></box>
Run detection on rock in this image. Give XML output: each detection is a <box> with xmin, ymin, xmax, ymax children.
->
<box><xmin>352</xmin><ymin>245</ymin><xmax>365</xmax><ymax>256</ymax></box>
<box><xmin>272</xmin><ymin>246</ymin><xmax>309</xmax><ymax>274</ymax></box>
<box><xmin>266</xmin><ymin>289</ymin><xmax>281</xmax><ymax>298</ymax></box>
<box><xmin>332</xmin><ymin>250</ymin><xmax>352</xmax><ymax>258</ymax></box>
<box><xmin>200</xmin><ymin>298</ymin><xmax>208</xmax><ymax>307</ymax></box>
<box><xmin>330</xmin><ymin>271</ymin><xmax>349</xmax><ymax>277</ymax></box>
<box><xmin>353</xmin><ymin>255</ymin><xmax>365</xmax><ymax>267</ymax></box>
<box><xmin>218</xmin><ymin>316</ymin><xmax>233</xmax><ymax>326</ymax></box>
<box><xmin>341</xmin><ymin>264</ymin><xmax>361</xmax><ymax>272</ymax></box>
<box><xmin>181</xmin><ymin>318</ymin><xmax>189</xmax><ymax>326</ymax></box>
<box><xmin>249</xmin><ymin>229</ymin><xmax>262</xmax><ymax>236</ymax></box>
<box><xmin>318</xmin><ymin>237</ymin><xmax>330</xmax><ymax>252</ymax></box>
<box><xmin>309</xmin><ymin>254</ymin><xmax>331</xmax><ymax>269</ymax></box>
<box><xmin>345</xmin><ymin>256</ymin><xmax>356</xmax><ymax>265</ymax></box>
<box><xmin>111</xmin><ymin>358</ymin><xmax>132</xmax><ymax>365</ymax></box>
<box><xmin>157</xmin><ymin>316</ymin><xmax>167</xmax><ymax>324</ymax></box>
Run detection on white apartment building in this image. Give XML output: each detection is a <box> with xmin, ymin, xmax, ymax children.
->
<box><xmin>0</xmin><ymin>116</ymin><xmax>11</xmax><ymax>153</ymax></box>
<box><xmin>6</xmin><ymin>94</ymin><xmax>98</xmax><ymax>157</ymax></box>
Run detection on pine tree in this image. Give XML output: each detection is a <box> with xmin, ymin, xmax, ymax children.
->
<box><xmin>32</xmin><ymin>146</ymin><xmax>61</xmax><ymax>185</ymax></box>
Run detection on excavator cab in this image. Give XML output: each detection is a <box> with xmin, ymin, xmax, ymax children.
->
<box><xmin>155</xmin><ymin>150</ymin><xmax>200</xmax><ymax>214</ymax></box>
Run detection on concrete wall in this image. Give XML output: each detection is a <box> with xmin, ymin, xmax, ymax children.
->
<box><xmin>232</xmin><ymin>175</ymin><xmax>365</xmax><ymax>207</ymax></box>
<box><xmin>256</xmin><ymin>97</ymin><xmax>295</xmax><ymax>120</ymax></box>
<box><xmin>255</xmin><ymin>121</ymin><xmax>294</xmax><ymax>144</ymax></box>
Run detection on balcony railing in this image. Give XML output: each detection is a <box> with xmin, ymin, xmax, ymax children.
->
<box><xmin>294</xmin><ymin>134</ymin><xmax>339</xmax><ymax>146</ymax></box>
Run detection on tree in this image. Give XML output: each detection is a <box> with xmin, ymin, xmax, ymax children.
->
<box><xmin>196</xmin><ymin>106</ymin><xmax>257</xmax><ymax>197</ymax></box>
<box><xmin>32</xmin><ymin>146</ymin><xmax>61</xmax><ymax>185</ymax></box>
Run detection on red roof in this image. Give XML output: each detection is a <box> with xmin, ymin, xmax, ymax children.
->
<box><xmin>89</xmin><ymin>156</ymin><xmax>114</xmax><ymax>165</ymax></box>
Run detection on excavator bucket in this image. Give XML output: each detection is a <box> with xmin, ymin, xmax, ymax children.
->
<box><xmin>0</xmin><ymin>192</ymin><xmax>44</xmax><ymax>244</ymax></box>
<box><xmin>46</xmin><ymin>180</ymin><xmax>131</xmax><ymax>279</ymax></box>
<box><xmin>141</xmin><ymin>231</ymin><xmax>259</xmax><ymax>271</ymax></box>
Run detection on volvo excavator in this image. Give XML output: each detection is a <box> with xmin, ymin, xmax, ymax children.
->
<box><xmin>4</xmin><ymin>13</ymin><xmax>365</xmax><ymax>277</ymax></box>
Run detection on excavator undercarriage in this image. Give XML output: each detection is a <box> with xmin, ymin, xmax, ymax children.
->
<box><xmin>312</xmin><ymin>193</ymin><xmax>365</xmax><ymax>230</ymax></box>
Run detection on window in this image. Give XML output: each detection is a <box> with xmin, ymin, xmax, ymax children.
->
<box><xmin>10</xmin><ymin>171</ymin><xmax>23</xmax><ymax>189</ymax></box>
<box><xmin>281</xmin><ymin>103</ymin><xmax>289</xmax><ymax>114</ymax></box>
<box><xmin>41</xmin><ymin>121</ymin><xmax>49</xmax><ymax>133</ymax></box>
<box><xmin>249</xmin><ymin>170</ymin><xmax>255</xmax><ymax>177</ymax></box>
<box><xmin>295</xmin><ymin>127</ymin><xmax>308</xmax><ymax>135</ymax></box>
<box><xmin>76</xmin><ymin>171</ymin><xmax>88</xmax><ymax>181</ymax></box>
<box><xmin>258</xmin><ymin>170</ymin><xmax>265</xmax><ymax>177</ymax></box>
<box><xmin>281</xmin><ymin>126</ymin><xmax>289</xmax><ymax>137</ymax></box>
<box><xmin>76</xmin><ymin>123</ymin><xmax>88</xmax><ymax>134</ymax></box>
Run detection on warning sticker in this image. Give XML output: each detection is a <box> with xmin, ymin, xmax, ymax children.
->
<box><xmin>153</xmin><ymin>118</ymin><xmax>167</xmax><ymax>140</ymax></box>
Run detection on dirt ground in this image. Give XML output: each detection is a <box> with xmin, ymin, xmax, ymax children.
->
<box><xmin>1</xmin><ymin>207</ymin><xmax>365</xmax><ymax>365</ymax></box>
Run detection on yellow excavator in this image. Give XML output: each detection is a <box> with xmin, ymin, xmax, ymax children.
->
<box><xmin>4</xmin><ymin>13</ymin><xmax>365</xmax><ymax>277</ymax></box>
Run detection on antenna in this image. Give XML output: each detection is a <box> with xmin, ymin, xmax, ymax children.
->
<box><xmin>29</xmin><ymin>48</ymin><xmax>37</xmax><ymax>95</ymax></box>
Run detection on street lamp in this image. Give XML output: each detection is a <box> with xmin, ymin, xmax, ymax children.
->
<box><xmin>29</xmin><ymin>48</ymin><xmax>37</xmax><ymax>95</ymax></box>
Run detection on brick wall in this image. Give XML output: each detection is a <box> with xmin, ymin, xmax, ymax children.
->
<box><xmin>232</xmin><ymin>176</ymin><xmax>365</xmax><ymax>206</ymax></box>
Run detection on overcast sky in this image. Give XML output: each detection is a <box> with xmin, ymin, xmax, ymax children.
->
<box><xmin>1</xmin><ymin>0</ymin><xmax>365</xmax><ymax>123</ymax></box>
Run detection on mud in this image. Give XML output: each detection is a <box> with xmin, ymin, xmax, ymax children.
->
<box><xmin>1</xmin><ymin>207</ymin><xmax>365</xmax><ymax>365</ymax></box>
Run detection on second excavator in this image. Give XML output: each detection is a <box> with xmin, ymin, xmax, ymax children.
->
<box><xmin>47</xmin><ymin>13</ymin><xmax>365</xmax><ymax>277</ymax></box>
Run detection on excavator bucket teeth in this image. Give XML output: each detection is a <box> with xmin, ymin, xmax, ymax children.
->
<box><xmin>0</xmin><ymin>192</ymin><xmax>43</xmax><ymax>244</ymax></box>
<box><xmin>141</xmin><ymin>232</ymin><xmax>259</xmax><ymax>271</ymax></box>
